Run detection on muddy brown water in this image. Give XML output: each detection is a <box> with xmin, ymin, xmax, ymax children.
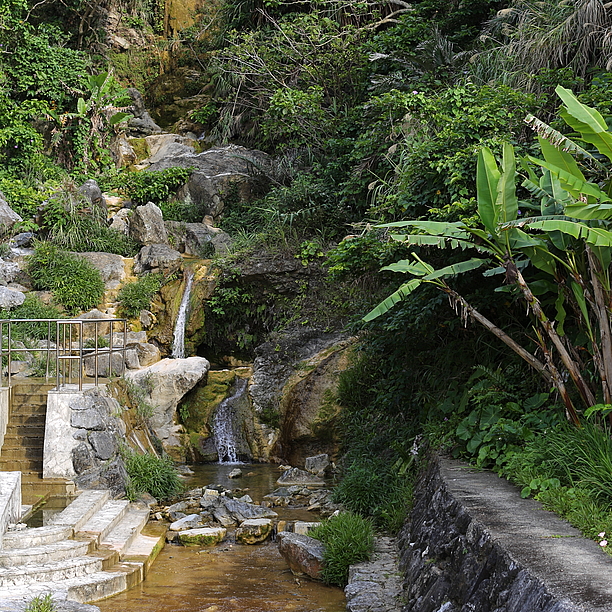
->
<box><xmin>96</xmin><ymin>463</ymin><xmax>346</xmax><ymax>612</ymax></box>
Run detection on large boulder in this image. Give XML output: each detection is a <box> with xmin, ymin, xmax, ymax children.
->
<box><xmin>125</xmin><ymin>357</ymin><xmax>210</xmax><ymax>454</ymax></box>
<box><xmin>236</xmin><ymin>518</ymin><xmax>273</xmax><ymax>544</ymax></box>
<box><xmin>165</xmin><ymin>221</ymin><xmax>231</xmax><ymax>257</ymax></box>
<box><xmin>78</xmin><ymin>179</ymin><xmax>106</xmax><ymax>214</ymax></box>
<box><xmin>0</xmin><ymin>193</ymin><xmax>22</xmax><ymax>234</ymax></box>
<box><xmin>146</xmin><ymin>145</ymin><xmax>271</xmax><ymax>223</ymax></box>
<box><xmin>178</xmin><ymin>526</ymin><xmax>226</xmax><ymax>547</ymax></box>
<box><xmin>129</xmin><ymin>202</ymin><xmax>168</xmax><ymax>246</ymax></box>
<box><xmin>133</xmin><ymin>244</ymin><xmax>183</xmax><ymax>276</ymax></box>
<box><xmin>142</xmin><ymin>134</ymin><xmax>196</xmax><ymax>165</ymax></box>
<box><xmin>79</xmin><ymin>253</ymin><xmax>127</xmax><ymax>289</ymax></box>
<box><xmin>277</xmin><ymin>467</ymin><xmax>325</xmax><ymax>487</ymax></box>
<box><xmin>0</xmin><ymin>259</ymin><xmax>20</xmax><ymax>284</ymax></box>
<box><xmin>278</xmin><ymin>532</ymin><xmax>325</xmax><ymax>580</ymax></box>
<box><xmin>0</xmin><ymin>286</ymin><xmax>25</xmax><ymax>309</ymax></box>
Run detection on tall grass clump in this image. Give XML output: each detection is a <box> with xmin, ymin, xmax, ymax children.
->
<box><xmin>123</xmin><ymin>452</ymin><xmax>183</xmax><ymax>501</ymax></box>
<box><xmin>309</xmin><ymin>512</ymin><xmax>374</xmax><ymax>586</ymax></box>
<box><xmin>24</xmin><ymin>594</ymin><xmax>56</xmax><ymax>612</ymax></box>
<box><xmin>117</xmin><ymin>274</ymin><xmax>163</xmax><ymax>318</ymax></box>
<box><xmin>26</xmin><ymin>242</ymin><xmax>104</xmax><ymax>315</ymax></box>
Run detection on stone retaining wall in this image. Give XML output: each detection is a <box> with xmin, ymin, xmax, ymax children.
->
<box><xmin>397</xmin><ymin>456</ymin><xmax>612</xmax><ymax>612</ymax></box>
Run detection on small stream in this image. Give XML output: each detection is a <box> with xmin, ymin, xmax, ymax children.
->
<box><xmin>96</xmin><ymin>463</ymin><xmax>346</xmax><ymax>612</ymax></box>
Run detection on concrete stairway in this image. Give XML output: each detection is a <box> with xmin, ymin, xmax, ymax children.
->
<box><xmin>0</xmin><ymin>381</ymin><xmax>75</xmax><ymax>504</ymax></box>
<box><xmin>0</xmin><ymin>489</ymin><xmax>165</xmax><ymax>606</ymax></box>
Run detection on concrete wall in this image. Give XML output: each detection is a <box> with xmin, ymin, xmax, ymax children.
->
<box><xmin>398</xmin><ymin>456</ymin><xmax>612</xmax><ymax>612</ymax></box>
<box><xmin>0</xmin><ymin>387</ymin><xmax>8</xmax><ymax>457</ymax></box>
<box><xmin>0</xmin><ymin>471</ymin><xmax>21</xmax><ymax>550</ymax></box>
<box><xmin>44</xmin><ymin>388</ymin><xmax>84</xmax><ymax>479</ymax></box>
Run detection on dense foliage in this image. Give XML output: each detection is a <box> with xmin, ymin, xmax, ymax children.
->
<box><xmin>123</xmin><ymin>452</ymin><xmax>183</xmax><ymax>501</ymax></box>
<box><xmin>309</xmin><ymin>512</ymin><xmax>374</xmax><ymax>586</ymax></box>
<box><xmin>26</xmin><ymin>242</ymin><xmax>105</xmax><ymax>314</ymax></box>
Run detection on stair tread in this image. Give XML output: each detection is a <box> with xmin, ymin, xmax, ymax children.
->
<box><xmin>49</xmin><ymin>490</ymin><xmax>110</xmax><ymax>531</ymax></box>
<box><xmin>3</xmin><ymin>525</ymin><xmax>73</xmax><ymax>549</ymax></box>
<box><xmin>101</xmin><ymin>508</ymin><xmax>150</xmax><ymax>555</ymax></box>
<box><xmin>0</xmin><ymin>540</ymin><xmax>90</xmax><ymax>567</ymax></box>
<box><xmin>77</xmin><ymin>500</ymin><xmax>130</xmax><ymax>540</ymax></box>
<box><xmin>0</xmin><ymin>568</ymin><xmax>132</xmax><ymax>602</ymax></box>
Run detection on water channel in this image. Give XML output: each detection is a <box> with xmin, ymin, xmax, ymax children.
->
<box><xmin>96</xmin><ymin>463</ymin><xmax>346</xmax><ymax>612</ymax></box>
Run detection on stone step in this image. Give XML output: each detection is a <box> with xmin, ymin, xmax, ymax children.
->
<box><xmin>76</xmin><ymin>500</ymin><xmax>130</xmax><ymax>545</ymax></box>
<box><xmin>7</xmin><ymin>414</ymin><xmax>46</xmax><ymax>426</ymax></box>
<box><xmin>3</xmin><ymin>525</ymin><xmax>73</xmax><ymax>550</ymax></box>
<box><xmin>49</xmin><ymin>490</ymin><xmax>110</xmax><ymax>532</ymax></box>
<box><xmin>4</xmin><ymin>424</ymin><xmax>46</xmax><ymax>436</ymax></box>
<box><xmin>9</xmin><ymin>396</ymin><xmax>48</xmax><ymax>410</ymax></box>
<box><xmin>0</xmin><ymin>539</ymin><xmax>92</xmax><ymax>568</ymax></box>
<box><xmin>101</xmin><ymin>507</ymin><xmax>150</xmax><ymax>558</ymax></box>
<box><xmin>0</xmin><ymin>555</ymin><xmax>103</xmax><ymax>588</ymax></box>
<box><xmin>0</xmin><ymin>563</ymin><xmax>141</xmax><ymax>604</ymax></box>
<box><xmin>122</xmin><ymin>528</ymin><xmax>166</xmax><ymax>576</ymax></box>
<box><xmin>0</xmin><ymin>447</ymin><xmax>43</xmax><ymax>460</ymax></box>
<box><xmin>0</xmin><ymin>461</ymin><xmax>43</xmax><ymax>474</ymax></box>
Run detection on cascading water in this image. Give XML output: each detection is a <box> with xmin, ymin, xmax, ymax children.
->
<box><xmin>171</xmin><ymin>269</ymin><xmax>194</xmax><ymax>359</ymax></box>
<box><xmin>213</xmin><ymin>377</ymin><xmax>248</xmax><ymax>463</ymax></box>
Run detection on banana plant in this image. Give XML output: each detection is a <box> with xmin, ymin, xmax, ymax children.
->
<box><xmin>365</xmin><ymin>87</ymin><xmax>612</xmax><ymax>424</ymax></box>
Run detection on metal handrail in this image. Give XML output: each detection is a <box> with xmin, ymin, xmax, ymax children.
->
<box><xmin>0</xmin><ymin>318</ymin><xmax>127</xmax><ymax>391</ymax></box>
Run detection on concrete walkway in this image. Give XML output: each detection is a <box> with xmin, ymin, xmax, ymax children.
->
<box><xmin>438</xmin><ymin>459</ymin><xmax>612</xmax><ymax>610</ymax></box>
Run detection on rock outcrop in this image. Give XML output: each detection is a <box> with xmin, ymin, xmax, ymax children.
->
<box><xmin>129</xmin><ymin>202</ymin><xmax>169</xmax><ymax>245</ymax></box>
<box><xmin>125</xmin><ymin>357</ymin><xmax>210</xmax><ymax>456</ymax></box>
<box><xmin>278</xmin><ymin>532</ymin><xmax>325</xmax><ymax>580</ymax></box>
<box><xmin>146</xmin><ymin>145</ymin><xmax>271</xmax><ymax>223</ymax></box>
<box><xmin>0</xmin><ymin>195</ymin><xmax>22</xmax><ymax>234</ymax></box>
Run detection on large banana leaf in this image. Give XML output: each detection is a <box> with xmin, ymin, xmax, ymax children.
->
<box><xmin>556</xmin><ymin>86</ymin><xmax>608</xmax><ymax>133</ymax></box>
<box><xmin>379</xmin><ymin>220</ymin><xmax>469</xmax><ymax>238</ymax></box>
<box><xmin>381</xmin><ymin>259</ymin><xmax>434</xmax><ymax>276</ymax></box>
<box><xmin>422</xmin><ymin>258</ymin><xmax>488</xmax><ymax>281</ymax></box>
<box><xmin>525</xmin><ymin>113</ymin><xmax>602</xmax><ymax>167</ymax></box>
<box><xmin>522</xmin><ymin>219</ymin><xmax>612</xmax><ymax>247</ymax></box>
<box><xmin>495</xmin><ymin>142</ymin><xmax>518</xmax><ymax>226</ymax></box>
<box><xmin>477</xmin><ymin>147</ymin><xmax>500</xmax><ymax>234</ymax></box>
<box><xmin>538</xmin><ymin>136</ymin><xmax>585</xmax><ymax>182</ymax></box>
<box><xmin>363</xmin><ymin>279</ymin><xmax>423</xmax><ymax>322</ymax></box>
<box><xmin>527</xmin><ymin>156</ymin><xmax>611</xmax><ymax>203</ymax></box>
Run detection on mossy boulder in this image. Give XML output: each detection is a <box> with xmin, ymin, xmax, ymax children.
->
<box><xmin>178</xmin><ymin>527</ymin><xmax>226</xmax><ymax>546</ymax></box>
<box><xmin>235</xmin><ymin>518</ymin><xmax>273</xmax><ymax>544</ymax></box>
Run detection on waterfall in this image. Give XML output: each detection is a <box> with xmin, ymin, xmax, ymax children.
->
<box><xmin>171</xmin><ymin>269</ymin><xmax>194</xmax><ymax>359</ymax></box>
<box><xmin>213</xmin><ymin>377</ymin><xmax>248</xmax><ymax>463</ymax></box>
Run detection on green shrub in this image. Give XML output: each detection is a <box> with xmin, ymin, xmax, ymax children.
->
<box><xmin>26</xmin><ymin>242</ymin><xmax>105</xmax><ymax>315</ymax></box>
<box><xmin>309</xmin><ymin>512</ymin><xmax>374</xmax><ymax>586</ymax></box>
<box><xmin>103</xmin><ymin>167</ymin><xmax>192</xmax><ymax>207</ymax></box>
<box><xmin>332</xmin><ymin>459</ymin><xmax>412</xmax><ymax>532</ymax></box>
<box><xmin>24</xmin><ymin>594</ymin><xmax>56</xmax><ymax>612</ymax></box>
<box><xmin>117</xmin><ymin>274</ymin><xmax>163</xmax><ymax>318</ymax></box>
<box><xmin>123</xmin><ymin>452</ymin><xmax>183</xmax><ymax>501</ymax></box>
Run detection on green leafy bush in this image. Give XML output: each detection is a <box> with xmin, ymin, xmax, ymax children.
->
<box><xmin>309</xmin><ymin>512</ymin><xmax>374</xmax><ymax>586</ymax></box>
<box><xmin>123</xmin><ymin>452</ymin><xmax>183</xmax><ymax>501</ymax></box>
<box><xmin>26</xmin><ymin>242</ymin><xmax>104</xmax><ymax>315</ymax></box>
<box><xmin>104</xmin><ymin>167</ymin><xmax>192</xmax><ymax>207</ymax></box>
<box><xmin>117</xmin><ymin>274</ymin><xmax>163</xmax><ymax>318</ymax></box>
<box><xmin>332</xmin><ymin>458</ymin><xmax>412</xmax><ymax>532</ymax></box>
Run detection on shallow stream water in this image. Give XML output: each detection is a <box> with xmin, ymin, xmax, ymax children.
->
<box><xmin>96</xmin><ymin>463</ymin><xmax>346</xmax><ymax>612</ymax></box>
